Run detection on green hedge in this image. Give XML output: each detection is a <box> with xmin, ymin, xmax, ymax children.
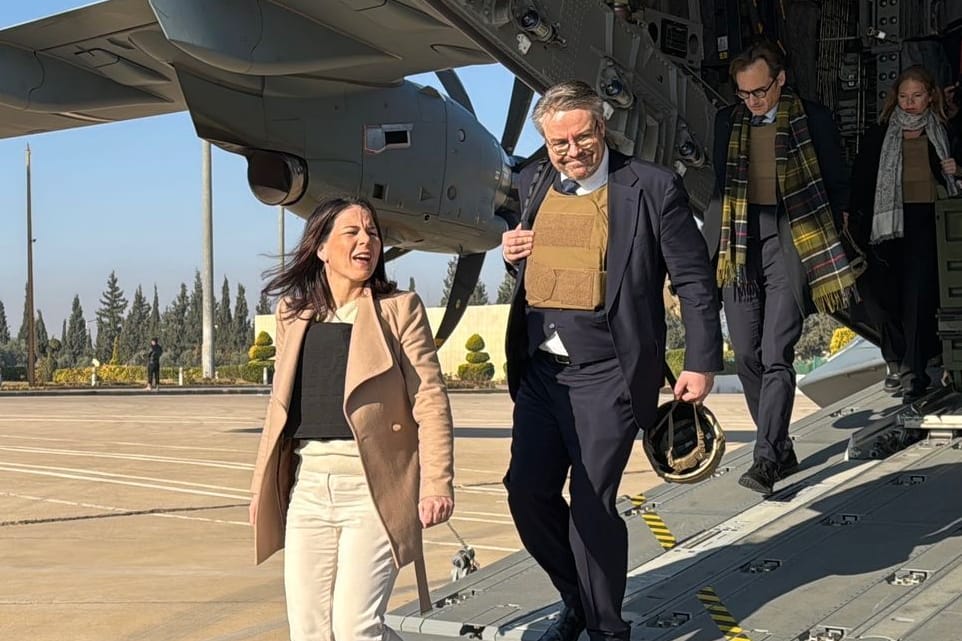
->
<box><xmin>51</xmin><ymin>364</ymin><xmax>272</xmax><ymax>385</ymax></box>
<box><xmin>465</xmin><ymin>351</ymin><xmax>490</xmax><ymax>364</ymax></box>
<box><xmin>665</xmin><ymin>349</ymin><xmax>737</xmax><ymax>379</ymax></box>
<box><xmin>248</xmin><ymin>345</ymin><xmax>276</xmax><ymax>361</ymax></box>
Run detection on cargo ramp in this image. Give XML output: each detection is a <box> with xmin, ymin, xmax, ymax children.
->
<box><xmin>390</xmin><ymin>384</ymin><xmax>962</xmax><ymax>640</ymax></box>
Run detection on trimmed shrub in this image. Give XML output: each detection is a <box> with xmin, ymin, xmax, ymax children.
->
<box><xmin>254</xmin><ymin>331</ymin><xmax>273</xmax><ymax>347</ymax></box>
<box><xmin>465</xmin><ymin>334</ymin><xmax>485</xmax><ymax>352</ymax></box>
<box><xmin>459</xmin><ymin>333</ymin><xmax>493</xmax><ymax>382</ymax></box>
<box><xmin>458</xmin><ymin>362</ymin><xmax>495</xmax><ymax>382</ymax></box>
<box><xmin>1</xmin><ymin>366</ymin><xmax>27</xmax><ymax>382</ymax></box>
<box><xmin>248</xmin><ymin>345</ymin><xmax>276</xmax><ymax>361</ymax></box>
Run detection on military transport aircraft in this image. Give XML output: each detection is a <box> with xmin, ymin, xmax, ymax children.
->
<box><xmin>6</xmin><ymin>1</ymin><xmax>962</xmax><ymax>639</ymax></box>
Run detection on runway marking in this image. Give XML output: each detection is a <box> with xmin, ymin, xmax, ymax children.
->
<box><xmin>0</xmin><ymin>461</ymin><xmax>249</xmax><ymax>493</ymax></box>
<box><xmin>697</xmin><ymin>586</ymin><xmax>752</xmax><ymax>641</ymax></box>
<box><xmin>641</xmin><ymin>511</ymin><xmax>677</xmax><ymax>550</ymax></box>
<box><xmin>423</xmin><ymin>538</ymin><xmax>518</xmax><ymax>553</ymax></box>
<box><xmin>0</xmin><ymin>465</ymin><xmax>249</xmax><ymax>500</ymax></box>
<box><xmin>0</xmin><ymin>434</ymin><xmax>252</xmax><ymax>454</ymax></box>
<box><xmin>0</xmin><ymin>414</ymin><xmax>262</xmax><ymax>422</ymax></box>
<box><xmin>449</xmin><ymin>515</ymin><xmax>513</xmax><ymax>525</ymax></box>
<box><xmin>0</xmin><ymin>445</ymin><xmax>253</xmax><ymax>470</ymax></box>
<box><xmin>0</xmin><ymin>492</ymin><xmax>248</xmax><ymax>527</ymax></box>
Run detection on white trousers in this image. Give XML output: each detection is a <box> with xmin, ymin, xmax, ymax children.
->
<box><xmin>284</xmin><ymin>451</ymin><xmax>402</xmax><ymax>641</ymax></box>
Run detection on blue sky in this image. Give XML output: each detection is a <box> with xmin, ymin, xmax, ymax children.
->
<box><xmin>0</xmin><ymin>1</ymin><xmax>543</xmax><ymax>336</ymax></box>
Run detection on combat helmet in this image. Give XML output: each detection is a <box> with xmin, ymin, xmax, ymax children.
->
<box><xmin>643</xmin><ymin>400</ymin><xmax>725</xmax><ymax>484</ymax></box>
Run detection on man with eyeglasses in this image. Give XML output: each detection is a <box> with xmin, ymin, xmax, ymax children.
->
<box><xmin>500</xmin><ymin>80</ymin><xmax>722</xmax><ymax>641</ymax></box>
<box><xmin>706</xmin><ymin>40</ymin><xmax>855</xmax><ymax>495</ymax></box>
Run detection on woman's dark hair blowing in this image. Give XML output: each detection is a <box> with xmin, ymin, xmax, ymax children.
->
<box><xmin>261</xmin><ymin>196</ymin><xmax>396</xmax><ymax>320</ymax></box>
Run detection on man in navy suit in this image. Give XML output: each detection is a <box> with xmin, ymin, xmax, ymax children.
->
<box><xmin>501</xmin><ymin>80</ymin><xmax>723</xmax><ymax>641</ymax></box>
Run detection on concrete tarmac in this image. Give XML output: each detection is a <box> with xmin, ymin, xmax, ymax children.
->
<box><xmin>0</xmin><ymin>391</ymin><xmax>817</xmax><ymax>641</ymax></box>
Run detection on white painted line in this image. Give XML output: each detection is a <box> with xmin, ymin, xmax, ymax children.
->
<box><xmin>0</xmin><ymin>465</ymin><xmax>250</xmax><ymax>500</ymax></box>
<box><xmin>0</xmin><ymin>445</ymin><xmax>253</xmax><ymax>470</ymax></box>
<box><xmin>0</xmin><ymin>461</ymin><xmax>250</xmax><ymax>493</ymax></box>
<box><xmin>0</xmin><ymin>491</ymin><xmax>248</xmax><ymax>527</ymax></box>
<box><xmin>423</xmin><ymin>538</ymin><xmax>519</xmax><ymax>553</ymax></box>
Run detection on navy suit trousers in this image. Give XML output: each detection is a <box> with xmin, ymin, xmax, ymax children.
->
<box><xmin>504</xmin><ymin>351</ymin><xmax>637</xmax><ymax>640</ymax></box>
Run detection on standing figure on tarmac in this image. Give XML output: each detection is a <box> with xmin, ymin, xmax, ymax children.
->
<box><xmin>146</xmin><ymin>337</ymin><xmax>162</xmax><ymax>390</ymax></box>
<box><xmin>501</xmin><ymin>80</ymin><xmax>723</xmax><ymax>641</ymax></box>
<box><xmin>707</xmin><ymin>40</ymin><xmax>857</xmax><ymax>495</ymax></box>
<box><xmin>850</xmin><ymin>66</ymin><xmax>960</xmax><ymax>404</ymax></box>
<box><xmin>248</xmin><ymin>197</ymin><xmax>455</xmax><ymax>641</ymax></box>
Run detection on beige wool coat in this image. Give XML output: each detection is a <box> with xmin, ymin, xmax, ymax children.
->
<box><xmin>249</xmin><ymin>289</ymin><xmax>454</xmax><ymax>612</ymax></box>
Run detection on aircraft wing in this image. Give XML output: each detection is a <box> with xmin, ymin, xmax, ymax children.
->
<box><xmin>0</xmin><ymin>0</ymin><xmax>493</xmax><ymax>140</ymax></box>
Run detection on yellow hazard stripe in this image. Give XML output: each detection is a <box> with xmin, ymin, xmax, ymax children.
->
<box><xmin>697</xmin><ymin>586</ymin><xmax>752</xmax><ymax>641</ymax></box>
<box><xmin>629</xmin><ymin>493</ymin><xmax>646</xmax><ymax>507</ymax></box>
<box><xmin>641</xmin><ymin>512</ymin><xmax>676</xmax><ymax>549</ymax></box>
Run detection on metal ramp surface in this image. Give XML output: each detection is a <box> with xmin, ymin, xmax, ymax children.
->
<box><xmin>391</xmin><ymin>384</ymin><xmax>962</xmax><ymax>640</ymax></box>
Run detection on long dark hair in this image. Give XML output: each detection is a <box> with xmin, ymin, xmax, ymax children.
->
<box><xmin>262</xmin><ymin>196</ymin><xmax>397</xmax><ymax>320</ymax></box>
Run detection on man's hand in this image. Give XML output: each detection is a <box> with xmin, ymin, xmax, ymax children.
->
<box><xmin>502</xmin><ymin>223</ymin><xmax>535</xmax><ymax>265</ymax></box>
<box><xmin>673</xmin><ymin>371</ymin><xmax>715</xmax><ymax>404</ymax></box>
<box><xmin>419</xmin><ymin>496</ymin><xmax>454</xmax><ymax>528</ymax></box>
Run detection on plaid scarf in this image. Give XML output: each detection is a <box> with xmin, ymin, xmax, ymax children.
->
<box><xmin>716</xmin><ymin>88</ymin><xmax>858</xmax><ymax>314</ymax></box>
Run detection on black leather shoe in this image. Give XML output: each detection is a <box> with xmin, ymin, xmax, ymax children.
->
<box><xmin>538</xmin><ymin>605</ymin><xmax>586</xmax><ymax>641</ymax></box>
<box><xmin>738</xmin><ymin>458</ymin><xmax>778</xmax><ymax>495</ymax></box>
<box><xmin>884</xmin><ymin>373</ymin><xmax>901</xmax><ymax>394</ymax></box>
<box><xmin>777</xmin><ymin>449</ymin><xmax>799</xmax><ymax>480</ymax></box>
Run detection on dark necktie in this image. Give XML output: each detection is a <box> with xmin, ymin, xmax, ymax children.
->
<box><xmin>559</xmin><ymin>179</ymin><xmax>580</xmax><ymax>195</ymax></box>
<box><xmin>750</xmin><ymin>115</ymin><xmax>767</xmax><ymax>127</ymax></box>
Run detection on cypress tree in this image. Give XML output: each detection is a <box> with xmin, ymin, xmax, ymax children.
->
<box><xmin>0</xmin><ymin>299</ymin><xmax>9</xmax><ymax>343</ymax></box>
<box><xmin>35</xmin><ymin>310</ymin><xmax>48</xmax><ymax>358</ymax></box>
<box><xmin>185</xmin><ymin>270</ymin><xmax>203</xmax><ymax>360</ymax></box>
<box><xmin>119</xmin><ymin>286</ymin><xmax>150</xmax><ymax>363</ymax></box>
<box><xmin>440</xmin><ymin>257</ymin><xmax>488</xmax><ymax>306</ymax></box>
<box><xmin>255</xmin><ymin>291</ymin><xmax>272</xmax><ymax>315</ymax></box>
<box><xmin>496</xmin><ymin>272</ymin><xmax>515</xmax><ymax>304</ymax></box>
<box><xmin>217</xmin><ymin>277</ymin><xmax>233</xmax><ymax>358</ymax></box>
<box><xmin>149</xmin><ymin>285</ymin><xmax>161</xmax><ymax>341</ymax></box>
<box><xmin>232</xmin><ymin>284</ymin><xmax>251</xmax><ymax>353</ymax></box>
<box><xmin>64</xmin><ymin>295</ymin><xmax>88</xmax><ymax>368</ymax></box>
<box><xmin>162</xmin><ymin>283</ymin><xmax>189</xmax><ymax>364</ymax></box>
<box><xmin>95</xmin><ymin>272</ymin><xmax>127</xmax><ymax>363</ymax></box>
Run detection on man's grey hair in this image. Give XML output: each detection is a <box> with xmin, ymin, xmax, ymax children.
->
<box><xmin>531</xmin><ymin>80</ymin><xmax>606</xmax><ymax>135</ymax></box>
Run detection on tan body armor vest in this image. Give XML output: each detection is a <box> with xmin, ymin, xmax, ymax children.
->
<box><xmin>525</xmin><ymin>184</ymin><xmax>609</xmax><ymax>310</ymax></box>
<box><xmin>902</xmin><ymin>135</ymin><xmax>937</xmax><ymax>204</ymax></box>
<box><xmin>747</xmin><ymin>124</ymin><xmax>778</xmax><ymax>205</ymax></box>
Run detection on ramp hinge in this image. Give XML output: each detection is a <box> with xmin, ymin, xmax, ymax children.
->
<box><xmin>645</xmin><ymin>611</ymin><xmax>690</xmax><ymax>628</ymax></box>
<box><xmin>888</xmin><ymin>569</ymin><xmax>929</xmax><ymax>586</ymax></box>
<box><xmin>805</xmin><ymin>625</ymin><xmax>846</xmax><ymax>640</ymax></box>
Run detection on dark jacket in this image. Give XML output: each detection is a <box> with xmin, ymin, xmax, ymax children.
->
<box><xmin>704</xmin><ymin>99</ymin><xmax>849</xmax><ymax>314</ymax></box>
<box><xmin>148</xmin><ymin>344</ymin><xmax>162</xmax><ymax>367</ymax></box>
<box><xmin>505</xmin><ymin>151</ymin><xmax>723</xmax><ymax>429</ymax></box>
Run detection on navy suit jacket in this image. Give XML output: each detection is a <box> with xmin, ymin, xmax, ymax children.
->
<box><xmin>505</xmin><ymin>150</ymin><xmax>723</xmax><ymax>429</ymax></box>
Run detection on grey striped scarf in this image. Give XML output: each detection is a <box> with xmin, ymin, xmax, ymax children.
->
<box><xmin>871</xmin><ymin>107</ymin><xmax>958</xmax><ymax>244</ymax></box>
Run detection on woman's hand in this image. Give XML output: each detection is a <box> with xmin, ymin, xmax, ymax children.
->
<box><xmin>942</xmin><ymin>157</ymin><xmax>959</xmax><ymax>177</ymax></box>
<box><xmin>419</xmin><ymin>496</ymin><xmax>454</xmax><ymax>528</ymax></box>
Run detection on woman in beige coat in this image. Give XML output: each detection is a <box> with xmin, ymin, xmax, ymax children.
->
<box><xmin>249</xmin><ymin>196</ymin><xmax>454</xmax><ymax>641</ymax></box>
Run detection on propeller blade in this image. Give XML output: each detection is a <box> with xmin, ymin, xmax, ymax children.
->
<box><xmin>501</xmin><ymin>77</ymin><xmax>534</xmax><ymax>154</ymax></box>
<box><xmin>435</xmin><ymin>70</ymin><xmax>475</xmax><ymax>115</ymax></box>
<box><xmin>384</xmin><ymin>247</ymin><xmax>411</xmax><ymax>262</ymax></box>
<box><xmin>434</xmin><ymin>252</ymin><xmax>485</xmax><ymax>347</ymax></box>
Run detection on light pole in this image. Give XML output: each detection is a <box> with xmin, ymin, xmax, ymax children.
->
<box><xmin>201</xmin><ymin>140</ymin><xmax>215</xmax><ymax>379</ymax></box>
<box><xmin>279</xmin><ymin>206</ymin><xmax>285</xmax><ymax>270</ymax></box>
<box><xmin>25</xmin><ymin>145</ymin><xmax>36</xmax><ymax>386</ymax></box>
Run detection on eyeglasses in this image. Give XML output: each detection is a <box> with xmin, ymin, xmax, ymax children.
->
<box><xmin>735</xmin><ymin>76</ymin><xmax>777</xmax><ymax>101</ymax></box>
<box><xmin>546</xmin><ymin>124</ymin><xmax>600</xmax><ymax>155</ymax></box>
